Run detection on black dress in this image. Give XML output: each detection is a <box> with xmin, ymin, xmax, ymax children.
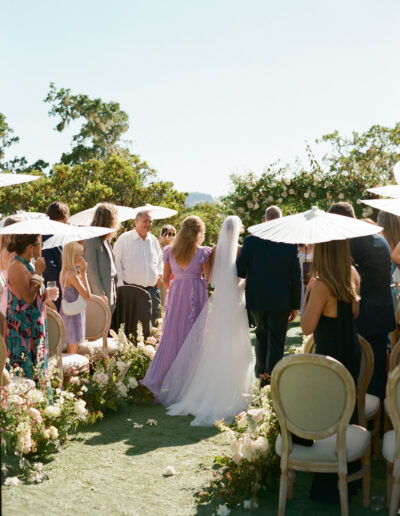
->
<box><xmin>310</xmin><ymin>299</ymin><xmax>361</xmax><ymax>504</ymax></box>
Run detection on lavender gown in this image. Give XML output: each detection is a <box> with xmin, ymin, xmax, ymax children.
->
<box><xmin>141</xmin><ymin>245</ymin><xmax>212</xmax><ymax>397</ymax></box>
<box><xmin>60</xmin><ymin>283</ymin><xmax>86</xmax><ymax>345</ymax></box>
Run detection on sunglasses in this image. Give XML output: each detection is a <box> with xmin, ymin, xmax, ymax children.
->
<box><xmin>167</xmin><ymin>232</ymin><xmax>176</xmax><ymax>237</ymax></box>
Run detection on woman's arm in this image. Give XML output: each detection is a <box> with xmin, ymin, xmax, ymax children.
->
<box><xmin>162</xmin><ymin>262</ymin><xmax>172</xmax><ymax>290</ymax></box>
<box><xmin>351</xmin><ymin>266</ymin><xmax>361</xmax><ymax>319</ymax></box>
<box><xmin>392</xmin><ymin>242</ymin><xmax>400</xmax><ymax>265</ymax></box>
<box><xmin>300</xmin><ymin>279</ymin><xmax>330</xmax><ymax>335</ymax></box>
<box><xmin>8</xmin><ymin>260</ymin><xmax>45</xmax><ymax>305</ymax></box>
<box><xmin>69</xmin><ymin>261</ymin><xmax>91</xmax><ymax>300</ymax></box>
<box><xmin>201</xmin><ymin>258</ymin><xmax>212</xmax><ymax>282</ymax></box>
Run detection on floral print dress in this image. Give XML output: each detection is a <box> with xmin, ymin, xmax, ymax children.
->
<box><xmin>5</xmin><ymin>256</ymin><xmax>48</xmax><ymax>379</ymax></box>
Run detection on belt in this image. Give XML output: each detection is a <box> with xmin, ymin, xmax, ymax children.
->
<box><xmin>123</xmin><ymin>281</ymin><xmax>154</xmax><ymax>289</ymax></box>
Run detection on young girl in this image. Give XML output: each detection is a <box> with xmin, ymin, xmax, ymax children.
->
<box><xmin>60</xmin><ymin>242</ymin><xmax>91</xmax><ymax>354</ymax></box>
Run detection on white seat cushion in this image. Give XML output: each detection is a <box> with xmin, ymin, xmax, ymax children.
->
<box><xmin>383</xmin><ymin>430</ymin><xmax>395</xmax><ymax>463</ymax></box>
<box><xmin>276</xmin><ymin>425</ymin><xmax>370</xmax><ymax>463</ymax></box>
<box><xmin>365</xmin><ymin>393</ymin><xmax>380</xmax><ymax>419</ymax></box>
<box><xmin>61</xmin><ymin>353</ymin><xmax>89</xmax><ymax>374</ymax></box>
<box><xmin>79</xmin><ymin>337</ymin><xmax>119</xmax><ymax>356</ymax></box>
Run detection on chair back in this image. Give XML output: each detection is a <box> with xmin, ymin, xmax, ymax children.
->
<box><xmin>390</xmin><ymin>342</ymin><xmax>400</xmax><ymax>371</ymax></box>
<box><xmin>356</xmin><ymin>335</ymin><xmax>374</xmax><ymax>427</ymax></box>
<box><xmin>386</xmin><ymin>364</ymin><xmax>400</xmax><ymax>445</ymax></box>
<box><xmin>47</xmin><ymin>307</ymin><xmax>64</xmax><ymax>377</ymax></box>
<box><xmin>303</xmin><ymin>335</ymin><xmax>315</xmax><ymax>354</ymax></box>
<box><xmin>85</xmin><ymin>295</ymin><xmax>111</xmax><ymax>355</ymax></box>
<box><xmin>271</xmin><ymin>354</ymin><xmax>356</xmax><ymax>441</ymax></box>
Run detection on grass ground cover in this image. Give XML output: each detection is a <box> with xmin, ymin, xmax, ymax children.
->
<box><xmin>2</xmin><ymin>322</ymin><xmax>388</xmax><ymax>515</ymax></box>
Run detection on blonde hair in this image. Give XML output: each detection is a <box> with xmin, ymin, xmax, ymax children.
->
<box><xmin>377</xmin><ymin>211</ymin><xmax>400</xmax><ymax>251</ymax></box>
<box><xmin>62</xmin><ymin>241</ymin><xmax>84</xmax><ymax>273</ymax></box>
<box><xmin>312</xmin><ymin>240</ymin><xmax>359</xmax><ymax>304</ymax></box>
<box><xmin>171</xmin><ymin>216</ymin><xmax>205</xmax><ymax>266</ymax></box>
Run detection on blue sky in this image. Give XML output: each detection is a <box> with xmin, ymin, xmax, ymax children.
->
<box><xmin>1</xmin><ymin>0</ymin><xmax>399</xmax><ymax>196</ymax></box>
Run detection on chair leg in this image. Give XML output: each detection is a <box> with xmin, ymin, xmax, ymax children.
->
<box><xmin>338</xmin><ymin>474</ymin><xmax>349</xmax><ymax>516</ymax></box>
<box><xmin>361</xmin><ymin>450</ymin><xmax>371</xmax><ymax>508</ymax></box>
<box><xmin>278</xmin><ymin>470</ymin><xmax>288</xmax><ymax>516</ymax></box>
<box><xmin>387</xmin><ymin>462</ymin><xmax>393</xmax><ymax>509</ymax></box>
<box><xmin>372</xmin><ymin>408</ymin><xmax>381</xmax><ymax>460</ymax></box>
<box><xmin>389</xmin><ymin>479</ymin><xmax>400</xmax><ymax>516</ymax></box>
<box><xmin>287</xmin><ymin>470</ymin><xmax>295</xmax><ymax>500</ymax></box>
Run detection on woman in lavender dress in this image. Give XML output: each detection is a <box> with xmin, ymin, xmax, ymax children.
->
<box><xmin>60</xmin><ymin>242</ymin><xmax>91</xmax><ymax>354</ymax></box>
<box><xmin>142</xmin><ymin>216</ymin><xmax>212</xmax><ymax>398</ymax></box>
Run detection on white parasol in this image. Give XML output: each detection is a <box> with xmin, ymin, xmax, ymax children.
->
<box><xmin>69</xmin><ymin>204</ymin><xmax>139</xmax><ymax>226</ymax></box>
<box><xmin>0</xmin><ymin>173</ymin><xmax>41</xmax><ymax>188</ymax></box>
<box><xmin>248</xmin><ymin>206</ymin><xmax>382</xmax><ymax>245</ymax></box>
<box><xmin>367</xmin><ymin>161</ymin><xmax>400</xmax><ymax>198</ymax></box>
<box><xmin>0</xmin><ymin>210</ymin><xmax>47</xmax><ymax>227</ymax></box>
<box><xmin>129</xmin><ymin>204</ymin><xmax>178</xmax><ymax>220</ymax></box>
<box><xmin>361</xmin><ymin>198</ymin><xmax>400</xmax><ymax>217</ymax></box>
<box><xmin>0</xmin><ymin>218</ymin><xmax>113</xmax><ymax>250</ymax></box>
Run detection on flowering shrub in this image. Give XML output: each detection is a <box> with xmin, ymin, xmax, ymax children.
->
<box><xmin>77</xmin><ymin>324</ymin><xmax>158</xmax><ymax>412</ymax></box>
<box><xmin>196</xmin><ymin>385</ymin><xmax>280</xmax><ymax>510</ymax></box>
<box><xmin>0</xmin><ymin>373</ymin><xmax>99</xmax><ymax>484</ymax></box>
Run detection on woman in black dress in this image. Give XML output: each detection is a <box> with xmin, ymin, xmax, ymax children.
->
<box><xmin>300</xmin><ymin>239</ymin><xmax>361</xmax><ymax>504</ymax></box>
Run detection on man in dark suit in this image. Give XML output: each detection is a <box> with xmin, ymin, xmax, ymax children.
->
<box><xmin>329</xmin><ymin>202</ymin><xmax>395</xmax><ymax>400</ymax></box>
<box><xmin>236</xmin><ymin>206</ymin><xmax>301</xmax><ymax>382</ymax></box>
<box><xmin>42</xmin><ymin>202</ymin><xmax>70</xmax><ymax>311</ymax></box>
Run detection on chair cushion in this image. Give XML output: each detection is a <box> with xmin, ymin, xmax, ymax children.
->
<box><xmin>365</xmin><ymin>393</ymin><xmax>380</xmax><ymax>419</ymax></box>
<box><xmin>383</xmin><ymin>430</ymin><xmax>395</xmax><ymax>463</ymax></box>
<box><xmin>276</xmin><ymin>425</ymin><xmax>370</xmax><ymax>463</ymax></box>
<box><xmin>78</xmin><ymin>338</ymin><xmax>119</xmax><ymax>356</ymax></box>
<box><xmin>61</xmin><ymin>353</ymin><xmax>89</xmax><ymax>374</ymax></box>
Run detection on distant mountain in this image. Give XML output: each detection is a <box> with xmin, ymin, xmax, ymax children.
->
<box><xmin>186</xmin><ymin>192</ymin><xmax>218</xmax><ymax>207</ymax></box>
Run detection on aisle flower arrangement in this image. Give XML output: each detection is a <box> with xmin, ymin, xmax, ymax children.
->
<box><xmin>74</xmin><ymin>323</ymin><xmax>159</xmax><ymax>412</ymax></box>
<box><xmin>196</xmin><ymin>384</ymin><xmax>280</xmax><ymax>511</ymax></box>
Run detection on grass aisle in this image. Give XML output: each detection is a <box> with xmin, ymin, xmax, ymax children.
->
<box><xmin>2</xmin><ymin>322</ymin><xmax>388</xmax><ymax>515</ymax></box>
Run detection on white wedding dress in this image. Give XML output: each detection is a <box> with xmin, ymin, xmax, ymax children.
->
<box><xmin>158</xmin><ymin>216</ymin><xmax>254</xmax><ymax>426</ymax></box>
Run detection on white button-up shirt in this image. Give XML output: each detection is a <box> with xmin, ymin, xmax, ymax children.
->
<box><xmin>113</xmin><ymin>229</ymin><xmax>163</xmax><ymax>288</ymax></box>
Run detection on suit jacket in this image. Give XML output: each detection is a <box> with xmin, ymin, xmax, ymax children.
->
<box><xmin>350</xmin><ymin>233</ymin><xmax>395</xmax><ymax>335</ymax></box>
<box><xmin>236</xmin><ymin>235</ymin><xmax>301</xmax><ymax>312</ymax></box>
<box><xmin>84</xmin><ymin>237</ymin><xmax>118</xmax><ymax>314</ymax></box>
<box><xmin>42</xmin><ymin>235</ymin><xmax>62</xmax><ymax>311</ymax></box>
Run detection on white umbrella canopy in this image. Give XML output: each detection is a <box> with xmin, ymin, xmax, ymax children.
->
<box><xmin>0</xmin><ymin>210</ymin><xmax>47</xmax><ymax>227</ymax></box>
<box><xmin>0</xmin><ymin>173</ymin><xmax>41</xmax><ymax>188</ymax></box>
<box><xmin>361</xmin><ymin>198</ymin><xmax>400</xmax><ymax>217</ymax></box>
<box><xmin>69</xmin><ymin>204</ymin><xmax>138</xmax><ymax>226</ymax></box>
<box><xmin>366</xmin><ymin>161</ymin><xmax>400</xmax><ymax>198</ymax></box>
<box><xmin>0</xmin><ymin>218</ymin><xmax>113</xmax><ymax>250</ymax></box>
<box><xmin>130</xmin><ymin>204</ymin><xmax>178</xmax><ymax>220</ymax></box>
<box><xmin>248</xmin><ymin>206</ymin><xmax>382</xmax><ymax>245</ymax></box>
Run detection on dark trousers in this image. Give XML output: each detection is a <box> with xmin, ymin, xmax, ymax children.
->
<box><xmin>360</xmin><ymin>332</ymin><xmax>389</xmax><ymax>401</ymax></box>
<box><xmin>145</xmin><ymin>286</ymin><xmax>161</xmax><ymax>326</ymax></box>
<box><xmin>250</xmin><ymin>310</ymin><xmax>289</xmax><ymax>377</ymax></box>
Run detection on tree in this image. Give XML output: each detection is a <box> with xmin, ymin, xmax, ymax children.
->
<box><xmin>44</xmin><ymin>83</ymin><xmax>130</xmax><ymax>165</ymax></box>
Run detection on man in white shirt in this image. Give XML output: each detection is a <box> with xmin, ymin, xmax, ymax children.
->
<box><xmin>114</xmin><ymin>211</ymin><xmax>163</xmax><ymax>324</ymax></box>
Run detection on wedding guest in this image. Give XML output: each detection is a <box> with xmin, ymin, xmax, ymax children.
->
<box><xmin>0</xmin><ymin>216</ymin><xmax>21</xmax><ymax>315</ymax></box>
<box><xmin>158</xmin><ymin>224</ymin><xmax>176</xmax><ymax>305</ymax></box>
<box><xmin>114</xmin><ymin>211</ymin><xmax>163</xmax><ymax>324</ymax></box>
<box><xmin>329</xmin><ymin>201</ymin><xmax>395</xmax><ymax>400</ymax></box>
<box><xmin>142</xmin><ymin>215</ymin><xmax>212</xmax><ymax>398</ymax></box>
<box><xmin>42</xmin><ymin>201</ymin><xmax>70</xmax><ymax>311</ymax></box>
<box><xmin>236</xmin><ymin>205</ymin><xmax>301</xmax><ymax>385</ymax></box>
<box><xmin>377</xmin><ymin>211</ymin><xmax>400</xmax><ymax>312</ymax></box>
<box><xmin>60</xmin><ymin>242</ymin><xmax>91</xmax><ymax>354</ymax></box>
<box><xmin>301</xmin><ymin>238</ymin><xmax>361</xmax><ymax>504</ymax></box>
<box><xmin>84</xmin><ymin>203</ymin><xmax>119</xmax><ymax>315</ymax></box>
<box><xmin>5</xmin><ymin>234</ymin><xmax>48</xmax><ymax>379</ymax></box>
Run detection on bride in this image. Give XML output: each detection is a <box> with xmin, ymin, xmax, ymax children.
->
<box><xmin>158</xmin><ymin>215</ymin><xmax>254</xmax><ymax>426</ymax></box>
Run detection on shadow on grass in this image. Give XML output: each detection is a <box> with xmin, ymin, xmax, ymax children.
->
<box><xmin>77</xmin><ymin>403</ymin><xmax>219</xmax><ymax>456</ymax></box>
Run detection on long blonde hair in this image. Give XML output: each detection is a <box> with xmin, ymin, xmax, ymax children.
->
<box><xmin>377</xmin><ymin>211</ymin><xmax>400</xmax><ymax>251</ymax></box>
<box><xmin>311</xmin><ymin>240</ymin><xmax>359</xmax><ymax>304</ymax></box>
<box><xmin>61</xmin><ymin>242</ymin><xmax>83</xmax><ymax>274</ymax></box>
<box><xmin>171</xmin><ymin>216</ymin><xmax>205</xmax><ymax>266</ymax></box>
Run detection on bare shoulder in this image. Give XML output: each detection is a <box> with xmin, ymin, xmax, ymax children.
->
<box><xmin>311</xmin><ymin>278</ymin><xmax>331</xmax><ymax>297</ymax></box>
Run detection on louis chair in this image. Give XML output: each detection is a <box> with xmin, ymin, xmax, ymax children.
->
<box><xmin>271</xmin><ymin>353</ymin><xmax>371</xmax><ymax>516</ymax></box>
<box><xmin>383</xmin><ymin>363</ymin><xmax>400</xmax><ymax>515</ymax></box>
<box><xmin>384</xmin><ymin>344</ymin><xmax>400</xmax><ymax>432</ymax></box>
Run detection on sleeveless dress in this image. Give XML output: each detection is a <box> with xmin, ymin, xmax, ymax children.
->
<box><xmin>5</xmin><ymin>256</ymin><xmax>48</xmax><ymax>379</ymax></box>
<box><xmin>60</xmin><ymin>272</ymin><xmax>86</xmax><ymax>345</ymax></box>
<box><xmin>310</xmin><ymin>299</ymin><xmax>361</xmax><ymax>504</ymax></box>
<box><xmin>141</xmin><ymin>245</ymin><xmax>212</xmax><ymax>398</ymax></box>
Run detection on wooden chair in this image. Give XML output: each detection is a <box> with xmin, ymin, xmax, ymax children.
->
<box><xmin>383</xmin><ymin>363</ymin><xmax>400</xmax><ymax>515</ymax></box>
<box><xmin>79</xmin><ymin>295</ymin><xmax>118</xmax><ymax>357</ymax></box>
<box><xmin>272</xmin><ymin>354</ymin><xmax>371</xmax><ymax>516</ymax></box>
<box><xmin>384</xmin><ymin>344</ymin><xmax>400</xmax><ymax>432</ymax></box>
<box><xmin>303</xmin><ymin>335</ymin><xmax>315</xmax><ymax>354</ymax></box>
<box><xmin>0</xmin><ymin>333</ymin><xmax>10</xmax><ymax>386</ymax></box>
<box><xmin>47</xmin><ymin>307</ymin><xmax>89</xmax><ymax>377</ymax></box>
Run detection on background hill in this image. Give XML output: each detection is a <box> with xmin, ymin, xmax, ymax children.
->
<box><xmin>186</xmin><ymin>192</ymin><xmax>218</xmax><ymax>207</ymax></box>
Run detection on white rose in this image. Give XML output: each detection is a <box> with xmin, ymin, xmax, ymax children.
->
<box><xmin>232</xmin><ymin>452</ymin><xmax>243</xmax><ymax>464</ymax></box>
<box><xmin>145</xmin><ymin>336</ymin><xmax>157</xmax><ymax>345</ymax></box>
<box><xmin>143</xmin><ymin>345</ymin><xmax>155</xmax><ymax>360</ymax></box>
<box><xmin>241</xmin><ymin>436</ymin><xmax>256</xmax><ymax>462</ymax></box>
<box><xmin>27</xmin><ymin>388</ymin><xmax>44</xmax><ymax>404</ymax></box>
<box><xmin>247</xmin><ymin>408</ymin><xmax>264</xmax><ymax>423</ymax></box>
<box><xmin>289</xmin><ymin>188</ymin><xmax>295</xmax><ymax>195</ymax></box>
<box><xmin>230</xmin><ymin>438</ymin><xmax>242</xmax><ymax>455</ymax></box>
<box><xmin>44</xmin><ymin>405</ymin><xmax>61</xmax><ymax>418</ymax></box>
<box><xmin>217</xmin><ymin>504</ymin><xmax>231</xmax><ymax>516</ymax></box>
<box><xmin>246</xmin><ymin>201</ymin><xmax>254</xmax><ymax>209</ymax></box>
<box><xmin>267</xmin><ymin>195</ymin><xmax>273</xmax><ymax>202</ymax></box>
<box><xmin>128</xmin><ymin>377</ymin><xmax>139</xmax><ymax>390</ymax></box>
<box><xmin>29</xmin><ymin>407</ymin><xmax>42</xmax><ymax>423</ymax></box>
<box><xmin>116</xmin><ymin>382</ymin><xmax>128</xmax><ymax>398</ymax></box>
<box><xmin>16</xmin><ymin>426</ymin><xmax>32</xmax><ymax>454</ymax></box>
<box><xmin>94</xmin><ymin>372</ymin><xmax>109</xmax><ymax>385</ymax></box>
<box><xmin>137</xmin><ymin>342</ymin><xmax>145</xmax><ymax>351</ymax></box>
<box><xmin>4</xmin><ymin>476</ymin><xmax>20</xmax><ymax>486</ymax></box>
<box><xmin>253</xmin><ymin>436</ymin><xmax>269</xmax><ymax>455</ymax></box>
<box><xmin>8</xmin><ymin>394</ymin><xmax>24</xmax><ymax>406</ymax></box>
<box><xmin>282</xmin><ymin>192</ymin><xmax>287</xmax><ymax>198</ymax></box>
<box><xmin>311</xmin><ymin>192</ymin><xmax>316</xmax><ymax>198</ymax></box>
<box><xmin>163</xmin><ymin>465</ymin><xmax>176</xmax><ymax>476</ymax></box>
<box><xmin>338</xmin><ymin>192</ymin><xmax>344</xmax><ymax>199</ymax></box>
<box><xmin>304</xmin><ymin>192</ymin><xmax>310</xmax><ymax>199</ymax></box>
<box><xmin>236</xmin><ymin>411</ymin><xmax>247</xmax><ymax>429</ymax></box>
<box><xmin>74</xmin><ymin>399</ymin><xmax>88</xmax><ymax>417</ymax></box>
<box><xmin>48</xmin><ymin>426</ymin><xmax>59</xmax><ymax>439</ymax></box>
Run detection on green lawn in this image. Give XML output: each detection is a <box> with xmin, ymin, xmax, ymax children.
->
<box><xmin>1</xmin><ymin>322</ymin><xmax>389</xmax><ymax>515</ymax></box>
